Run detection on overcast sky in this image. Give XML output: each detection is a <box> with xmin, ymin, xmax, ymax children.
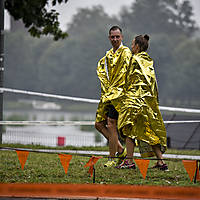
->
<box><xmin>4</xmin><ymin>0</ymin><xmax>200</xmax><ymax>30</ymax></box>
<box><xmin>53</xmin><ymin>0</ymin><xmax>200</xmax><ymax>31</ymax></box>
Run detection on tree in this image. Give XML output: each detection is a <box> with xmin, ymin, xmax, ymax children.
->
<box><xmin>5</xmin><ymin>0</ymin><xmax>68</xmax><ymax>40</ymax></box>
<box><xmin>67</xmin><ymin>5</ymin><xmax>119</xmax><ymax>37</ymax></box>
<box><xmin>175</xmin><ymin>0</ymin><xmax>197</xmax><ymax>36</ymax></box>
<box><xmin>4</xmin><ymin>30</ymin><xmax>51</xmax><ymax>91</ymax></box>
<box><xmin>148</xmin><ymin>34</ymin><xmax>176</xmax><ymax>101</ymax></box>
<box><xmin>120</xmin><ymin>0</ymin><xmax>198</xmax><ymax>36</ymax></box>
<box><xmin>172</xmin><ymin>38</ymin><xmax>200</xmax><ymax>102</ymax></box>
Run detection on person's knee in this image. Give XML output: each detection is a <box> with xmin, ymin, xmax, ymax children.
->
<box><xmin>107</xmin><ymin>118</ymin><xmax>117</xmax><ymax>125</ymax></box>
<box><xmin>95</xmin><ymin>121</ymin><xmax>105</xmax><ymax>132</ymax></box>
<box><xmin>107</xmin><ymin>118</ymin><xmax>117</xmax><ymax>129</ymax></box>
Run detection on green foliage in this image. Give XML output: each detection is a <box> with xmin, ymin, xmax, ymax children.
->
<box><xmin>121</xmin><ymin>0</ymin><xmax>198</xmax><ymax>36</ymax></box>
<box><xmin>4</xmin><ymin>30</ymin><xmax>53</xmax><ymax>92</ymax></box>
<box><xmin>172</xmin><ymin>38</ymin><xmax>200</xmax><ymax>100</ymax></box>
<box><xmin>4</xmin><ymin>0</ymin><xmax>198</xmax><ymax>40</ymax></box>
<box><xmin>5</xmin><ymin>0</ymin><xmax>68</xmax><ymax>40</ymax></box>
<box><xmin>67</xmin><ymin>5</ymin><xmax>119</xmax><ymax>37</ymax></box>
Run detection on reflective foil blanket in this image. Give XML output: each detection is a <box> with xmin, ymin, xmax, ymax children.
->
<box><xmin>96</xmin><ymin>45</ymin><xmax>132</xmax><ymax>122</ymax></box>
<box><xmin>117</xmin><ymin>52</ymin><xmax>167</xmax><ymax>157</ymax></box>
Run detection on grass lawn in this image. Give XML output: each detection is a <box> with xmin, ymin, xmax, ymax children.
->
<box><xmin>0</xmin><ymin>144</ymin><xmax>200</xmax><ymax>187</ymax></box>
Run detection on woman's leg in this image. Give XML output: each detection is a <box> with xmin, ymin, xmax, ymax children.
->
<box><xmin>116</xmin><ymin>136</ymin><xmax>136</xmax><ymax>169</ymax></box>
<box><xmin>126</xmin><ymin>137</ymin><xmax>135</xmax><ymax>163</ymax></box>
<box><xmin>152</xmin><ymin>144</ymin><xmax>164</xmax><ymax>165</ymax></box>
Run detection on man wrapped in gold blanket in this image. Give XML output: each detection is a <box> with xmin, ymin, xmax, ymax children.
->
<box><xmin>95</xmin><ymin>26</ymin><xmax>132</xmax><ymax>167</ymax></box>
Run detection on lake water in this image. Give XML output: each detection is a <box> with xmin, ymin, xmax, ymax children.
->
<box><xmin>3</xmin><ymin>110</ymin><xmax>107</xmax><ymax>147</ymax></box>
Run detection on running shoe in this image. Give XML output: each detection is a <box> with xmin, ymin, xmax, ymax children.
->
<box><xmin>116</xmin><ymin>160</ymin><xmax>136</xmax><ymax>169</ymax></box>
<box><xmin>152</xmin><ymin>162</ymin><xmax>169</xmax><ymax>171</ymax></box>
<box><xmin>104</xmin><ymin>160</ymin><xmax>116</xmax><ymax>167</ymax></box>
<box><xmin>116</xmin><ymin>148</ymin><xmax>127</xmax><ymax>165</ymax></box>
<box><xmin>159</xmin><ymin>164</ymin><xmax>169</xmax><ymax>171</ymax></box>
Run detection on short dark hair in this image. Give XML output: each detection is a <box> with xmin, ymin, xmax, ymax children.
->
<box><xmin>109</xmin><ymin>26</ymin><xmax>122</xmax><ymax>35</ymax></box>
<box><xmin>135</xmin><ymin>34</ymin><xmax>150</xmax><ymax>52</ymax></box>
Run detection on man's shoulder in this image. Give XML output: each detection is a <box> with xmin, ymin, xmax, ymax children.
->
<box><xmin>122</xmin><ymin>45</ymin><xmax>130</xmax><ymax>50</ymax></box>
<box><xmin>121</xmin><ymin>46</ymin><xmax>132</xmax><ymax>56</ymax></box>
<box><xmin>121</xmin><ymin>45</ymin><xmax>131</xmax><ymax>52</ymax></box>
<box><xmin>98</xmin><ymin>56</ymin><xmax>106</xmax><ymax>65</ymax></box>
<box><xmin>106</xmin><ymin>46</ymin><xmax>131</xmax><ymax>56</ymax></box>
<box><xmin>106</xmin><ymin>48</ymin><xmax>113</xmax><ymax>55</ymax></box>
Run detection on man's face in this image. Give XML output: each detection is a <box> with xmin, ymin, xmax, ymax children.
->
<box><xmin>109</xmin><ymin>29</ymin><xmax>123</xmax><ymax>50</ymax></box>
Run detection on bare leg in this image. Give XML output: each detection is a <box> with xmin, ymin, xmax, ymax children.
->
<box><xmin>95</xmin><ymin>120</ymin><xmax>124</xmax><ymax>154</ymax></box>
<box><xmin>95</xmin><ymin>120</ymin><xmax>109</xmax><ymax>140</ymax></box>
<box><xmin>126</xmin><ymin>137</ymin><xmax>135</xmax><ymax>163</ymax></box>
<box><xmin>152</xmin><ymin>144</ymin><xmax>164</xmax><ymax>165</ymax></box>
<box><xmin>107</xmin><ymin>117</ymin><xmax>121</xmax><ymax>157</ymax></box>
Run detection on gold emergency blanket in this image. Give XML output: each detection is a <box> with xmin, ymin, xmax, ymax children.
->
<box><xmin>117</xmin><ymin>52</ymin><xmax>167</xmax><ymax>157</ymax></box>
<box><xmin>96</xmin><ymin>46</ymin><xmax>132</xmax><ymax>122</ymax></box>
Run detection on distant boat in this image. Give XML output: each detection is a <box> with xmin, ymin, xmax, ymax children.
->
<box><xmin>32</xmin><ymin>100</ymin><xmax>61</xmax><ymax>110</ymax></box>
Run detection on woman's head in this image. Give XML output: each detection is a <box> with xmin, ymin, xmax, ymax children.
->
<box><xmin>131</xmin><ymin>34</ymin><xmax>150</xmax><ymax>54</ymax></box>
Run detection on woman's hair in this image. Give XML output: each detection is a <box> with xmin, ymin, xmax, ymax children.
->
<box><xmin>135</xmin><ymin>34</ymin><xmax>150</xmax><ymax>52</ymax></box>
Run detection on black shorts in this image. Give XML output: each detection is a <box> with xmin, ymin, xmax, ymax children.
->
<box><xmin>106</xmin><ymin>104</ymin><xmax>118</xmax><ymax>120</ymax></box>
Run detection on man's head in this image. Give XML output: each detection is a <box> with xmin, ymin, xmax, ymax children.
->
<box><xmin>109</xmin><ymin>26</ymin><xmax>123</xmax><ymax>51</ymax></box>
